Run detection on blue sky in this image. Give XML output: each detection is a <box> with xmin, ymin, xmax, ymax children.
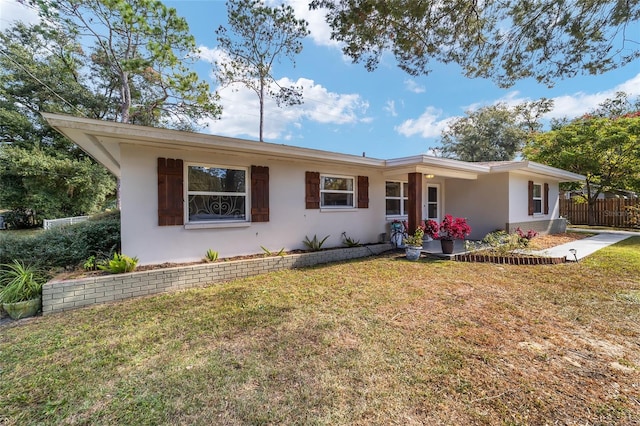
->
<box><xmin>2</xmin><ymin>0</ymin><xmax>639</xmax><ymax>159</ymax></box>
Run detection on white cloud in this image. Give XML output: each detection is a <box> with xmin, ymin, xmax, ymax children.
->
<box><xmin>201</xmin><ymin>76</ymin><xmax>370</xmax><ymax>141</ymax></box>
<box><xmin>0</xmin><ymin>0</ymin><xmax>40</xmax><ymax>31</ymax></box>
<box><xmin>404</xmin><ymin>79</ymin><xmax>426</xmax><ymax>94</ymax></box>
<box><xmin>283</xmin><ymin>0</ymin><xmax>340</xmax><ymax>48</ymax></box>
<box><xmin>472</xmin><ymin>73</ymin><xmax>640</xmax><ymax>119</ymax></box>
<box><xmin>384</xmin><ymin>100</ymin><xmax>397</xmax><ymax>117</ymax></box>
<box><xmin>197</xmin><ymin>45</ymin><xmax>225</xmax><ymax>65</ymax></box>
<box><xmin>395</xmin><ymin>106</ymin><xmax>454</xmax><ymax>139</ymax></box>
<box><xmin>546</xmin><ymin>73</ymin><xmax>640</xmax><ymax>119</ymax></box>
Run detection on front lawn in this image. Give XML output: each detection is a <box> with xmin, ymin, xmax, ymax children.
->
<box><xmin>1</xmin><ymin>237</ymin><xmax>639</xmax><ymax>425</ymax></box>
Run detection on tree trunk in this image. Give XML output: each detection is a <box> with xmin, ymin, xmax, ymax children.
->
<box><xmin>259</xmin><ymin>77</ymin><xmax>264</xmax><ymax>142</ymax></box>
<box><xmin>585</xmin><ymin>180</ymin><xmax>595</xmax><ymax>226</ymax></box>
<box><xmin>120</xmin><ymin>71</ymin><xmax>131</xmax><ymax>124</ymax></box>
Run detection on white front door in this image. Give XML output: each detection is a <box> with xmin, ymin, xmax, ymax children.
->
<box><xmin>423</xmin><ymin>184</ymin><xmax>440</xmax><ymax>222</ymax></box>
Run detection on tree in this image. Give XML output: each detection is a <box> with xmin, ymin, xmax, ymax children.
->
<box><xmin>29</xmin><ymin>0</ymin><xmax>222</xmax><ymax>128</ymax></box>
<box><xmin>439</xmin><ymin>101</ymin><xmax>552</xmax><ymax>162</ymax></box>
<box><xmin>215</xmin><ymin>0</ymin><xmax>309</xmax><ymax>141</ymax></box>
<box><xmin>310</xmin><ymin>0</ymin><xmax>639</xmax><ymax>87</ymax></box>
<box><xmin>523</xmin><ymin>113</ymin><xmax>640</xmax><ymax>225</ymax></box>
<box><xmin>0</xmin><ymin>24</ymin><xmax>116</xmax><ymax>225</ymax></box>
<box><xmin>0</xmin><ymin>147</ymin><xmax>116</xmax><ymax>225</ymax></box>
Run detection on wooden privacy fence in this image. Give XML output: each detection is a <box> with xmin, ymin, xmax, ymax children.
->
<box><xmin>560</xmin><ymin>198</ymin><xmax>639</xmax><ymax>227</ymax></box>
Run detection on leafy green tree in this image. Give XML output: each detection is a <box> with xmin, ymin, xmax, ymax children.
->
<box><xmin>0</xmin><ymin>24</ymin><xmax>107</xmax><ymax>151</ymax></box>
<box><xmin>0</xmin><ymin>24</ymin><xmax>116</xmax><ymax>225</ymax></box>
<box><xmin>0</xmin><ymin>146</ymin><xmax>116</xmax><ymax>222</ymax></box>
<box><xmin>523</xmin><ymin>113</ymin><xmax>640</xmax><ymax>225</ymax></box>
<box><xmin>215</xmin><ymin>0</ymin><xmax>309</xmax><ymax>141</ymax></box>
<box><xmin>310</xmin><ymin>0</ymin><xmax>639</xmax><ymax>87</ymax></box>
<box><xmin>28</xmin><ymin>0</ymin><xmax>222</xmax><ymax>128</ymax></box>
<box><xmin>439</xmin><ymin>101</ymin><xmax>552</xmax><ymax>161</ymax></box>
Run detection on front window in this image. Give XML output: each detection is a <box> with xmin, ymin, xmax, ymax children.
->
<box><xmin>187</xmin><ymin>165</ymin><xmax>247</xmax><ymax>222</ymax></box>
<box><xmin>533</xmin><ymin>183</ymin><xmax>542</xmax><ymax>214</ymax></box>
<box><xmin>321</xmin><ymin>175</ymin><xmax>354</xmax><ymax>208</ymax></box>
<box><xmin>386</xmin><ymin>181</ymin><xmax>408</xmax><ymax>216</ymax></box>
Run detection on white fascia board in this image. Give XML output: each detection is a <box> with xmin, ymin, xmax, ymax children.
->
<box><xmin>488</xmin><ymin>160</ymin><xmax>585</xmax><ymax>182</ymax></box>
<box><xmin>382</xmin><ymin>165</ymin><xmax>480</xmax><ymax>180</ymax></box>
<box><xmin>42</xmin><ymin>113</ymin><xmax>386</xmax><ymax>173</ymax></box>
<box><xmin>385</xmin><ymin>155</ymin><xmax>490</xmax><ymax>174</ymax></box>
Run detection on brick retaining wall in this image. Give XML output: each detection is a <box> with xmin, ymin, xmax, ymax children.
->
<box><xmin>42</xmin><ymin>244</ymin><xmax>392</xmax><ymax>315</ymax></box>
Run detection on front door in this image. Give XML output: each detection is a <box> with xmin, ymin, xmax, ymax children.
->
<box><xmin>423</xmin><ymin>184</ymin><xmax>440</xmax><ymax>222</ymax></box>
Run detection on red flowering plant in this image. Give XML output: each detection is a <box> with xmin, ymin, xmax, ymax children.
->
<box><xmin>424</xmin><ymin>219</ymin><xmax>440</xmax><ymax>239</ymax></box>
<box><xmin>436</xmin><ymin>215</ymin><xmax>471</xmax><ymax>240</ymax></box>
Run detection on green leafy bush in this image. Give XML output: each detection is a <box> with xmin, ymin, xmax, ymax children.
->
<box><xmin>0</xmin><ymin>210</ymin><xmax>121</xmax><ymax>270</ymax></box>
<box><xmin>97</xmin><ymin>253</ymin><xmax>138</xmax><ymax>274</ymax></box>
<box><xmin>0</xmin><ymin>261</ymin><xmax>48</xmax><ymax>303</ymax></box>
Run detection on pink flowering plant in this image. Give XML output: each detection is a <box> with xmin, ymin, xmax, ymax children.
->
<box><xmin>429</xmin><ymin>215</ymin><xmax>471</xmax><ymax>240</ymax></box>
<box><xmin>515</xmin><ymin>227</ymin><xmax>538</xmax><ymax>247</ymax></box>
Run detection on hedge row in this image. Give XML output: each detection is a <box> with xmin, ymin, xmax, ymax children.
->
<box><xmin>0</xmin><ymin>211</ymin><xmax>121</xmax><ymax>270</ymax></box>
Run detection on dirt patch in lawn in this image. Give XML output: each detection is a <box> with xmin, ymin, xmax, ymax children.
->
<box><xmin>527</xmin><ymin>231</ymin><xmax>592</xmax><ymax>250</ymax></box>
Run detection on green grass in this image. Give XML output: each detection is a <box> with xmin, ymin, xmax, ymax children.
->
<box><xmin>1</xmin><ymin>237</ymin><xmax>639</xmax><ymax>425</ymax></box>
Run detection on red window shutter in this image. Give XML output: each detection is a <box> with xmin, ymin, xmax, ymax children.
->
<box><xmin>158</xmin><ymin>158</ymin><xmax>184</xmax><ymax>226</ymax></box>
<box><xmin>305</xmin><ymin>171</ymin><xmax>320</xmax><ymax>209</ymax></box>
<box><xmin>251</xmin><ymin>165</ymin><xmax>269</xmax><ymax>222</ymax></box>
<box><xmin>528</xmin><ymin>180</ymin><xmax>534</xmax><ymax>216</ymax></box>
<box><xmin>544</xmin><ymin>183</ymin><xmax>549</xmax><ymax>215</ymax></box>
<box><xmin>357</xmin><ymin>175</ymin><xmax>369</xmax><ymax>208</ymax></box>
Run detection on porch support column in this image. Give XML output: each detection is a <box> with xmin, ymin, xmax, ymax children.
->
<box><xmin>408</xmin><ymin>172</ymin><xmax>422</xmax><ymax>234</ymax></box>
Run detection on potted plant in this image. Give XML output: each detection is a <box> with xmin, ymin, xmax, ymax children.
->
<box><xmin>0</xmin><ymin>260</ymin><xmax>47</xmax><ymax>320</ymax></box>
<box><xmin>427</xmin><ymin>215</ymin><xmax>471</xmax><ymax>254</ymax></box>
<box><xmin>403</xmin><ymin>227</ymin><xmax>425</xmax><ymax>260</ymax></box>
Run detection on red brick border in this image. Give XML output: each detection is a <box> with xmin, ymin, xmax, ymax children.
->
<box><xmin>454</xmin><ymin>253</ymin><xmax>566</xmax><ymax>265</ymax></box>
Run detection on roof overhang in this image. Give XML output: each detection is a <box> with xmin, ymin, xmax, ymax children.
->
<box><xmin>486</xmin><ymin>161</ymin><xmax>585</xmax><ymax>182</ymax></box>
<box><xmin>383</xmin><ymin>155</ymin><xmax>490</xmax><ymax>180</ymax></box>
<box><xmin>42</xmin><ymin>114</ymin><xmax>586</xmax><ymax>183</ymax></box>
<box><xmin>42</xmin><ymin>113</ymin><xmax>385</xmax><ymax>178</ymax></box>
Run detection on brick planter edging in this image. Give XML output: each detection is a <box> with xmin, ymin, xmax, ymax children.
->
<box><xmin>42</xmin><ymin>243</ymin><xmax>392</xmax><ymax>315</ymax></box>
<box><xmin>454</xmin><ymin>253</ymin><xmax>567</xmax><ymax>265</ymax></box>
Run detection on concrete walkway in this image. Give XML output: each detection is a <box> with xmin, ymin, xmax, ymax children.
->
<box><xmin>529</xmin><ymin>230</ymin><xmax>637</xmax><ymax>261</ymax></box>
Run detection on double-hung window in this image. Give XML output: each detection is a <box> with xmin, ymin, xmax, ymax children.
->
<box><xmin>320</xmin><ymin>175</ymin><xmax>355</xmax><ymax>208</ymax></box>
<box><xmin>532</xmin><ymin>183</ymin><xmax>542</xmax><ymax>214</ymax></box>
<box><xmin>187</xmin><ymin>164</ymin><xmax>248</xmax><ymax>222</ymax></box>
<box><xmin>385</xmin><ymin>181</ymin><xmax>408</xmax><ymax>216</ymax></box>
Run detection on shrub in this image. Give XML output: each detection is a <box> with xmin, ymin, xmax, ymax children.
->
<box><xmin>97</xmin><ymin>253</ymin><xmax>138</xmax><ymax>274</ymax></box>
<box><xmin>471</xmin><ymin>230</ymin><xmax>531</xmax><ymax>254</ymax></box>
<box><xmin>0</xmin><ymin>210</ymin><xmax>121</xmax><ymax>271</ymax></box>
<box><xmin>0</xmin><ymin>261</ymin><xmax>48</xmax><ymax>303</ymax></box>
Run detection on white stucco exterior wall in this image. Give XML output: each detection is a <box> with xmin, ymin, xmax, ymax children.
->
<box><xmin>445</xmin><ymin>173</ymin><xmax>510</xmax><ymax>239</ymax></box>
<box><xmin>507</xmin><ymin>173</ymin><xmax>561</xmax><ymax>222</ymax></box>
<box><xmin>120</xmin><ymin>144</ymin><xmax>387</xmax><ymax>265</ymax></box>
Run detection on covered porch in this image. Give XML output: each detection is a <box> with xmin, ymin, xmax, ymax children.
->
<box><xmin>384</xmin><ymin>156</ymin><xmax>489</xmax><ymax>235</ymax></box>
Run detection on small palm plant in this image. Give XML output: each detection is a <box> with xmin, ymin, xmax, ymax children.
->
<box><xmin>204</xmin><ymin>249</ymin><xmax>219</xmax><ymax>262</ymax></box>
<box><xmin>302</xmin><ymin>234</ymin><xmax>330</xmax><ymax>251</ymax></box>
<box><xmin>97</xmin><ymin>253</ymin><xmax>138</xmax><ymax>274</ymax></box>
<box><xmin>0</xmin><ymin>260</ymin><xmax>46</xmax><ymax>304</ymax></box>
